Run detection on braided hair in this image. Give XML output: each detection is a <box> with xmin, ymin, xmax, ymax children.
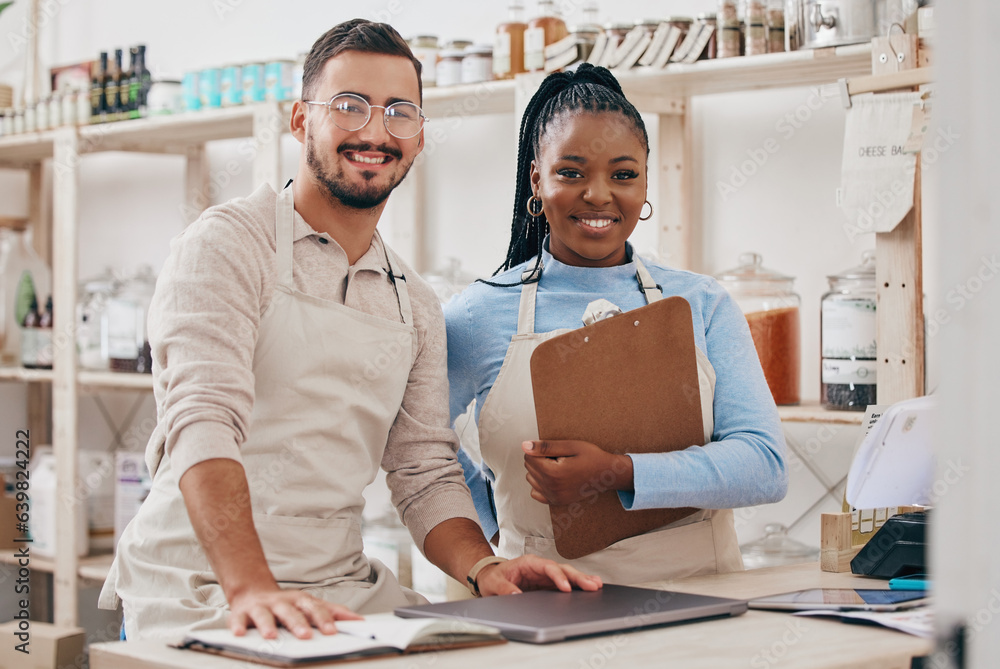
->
<box><xmin>481</xmin><ymin>63</ymin><xmax>649</xmax><ymax>287</ymax></box>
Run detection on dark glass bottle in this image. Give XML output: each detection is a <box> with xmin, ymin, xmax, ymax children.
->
<box><xmin>34</xmin><ymin>296</ymin><xmax>53</xmax><ymax>370</ymax></box>
<box><xmin>136</xmin><ymin>45</ymin><xmax>151</xmax><ymax>118</ymax></box>
<box><xmin>92</xmin><ymin>52</ymin><xmax>108</xmax><ymax>123</ymax></box>
<box><xmin>20</xmin><ymin>295</ymin><xmax>40</xmax><ymax>369</ymax></box>
<box><xmin>104</xmin><ymin>49</ymin><xmax>123</xmax><ymax>122</ymax></box>
<box><xmin>125</xmin><ymin>47</ymin><xmax>138</xmax><ymax>119</ymax></box>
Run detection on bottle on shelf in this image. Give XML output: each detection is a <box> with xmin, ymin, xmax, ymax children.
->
<box><xmin>126</xmin><ymin>47</ymin><xmax>140</xmax><ymax>120</ymax></box>
<box><xmin>0</xmin><ymin>217</ymin><xmax>52</xmax><ymax>367</ymax></box>
<box><xmin>34</xmin><ymin>296</ymin><xmax>53</xmax><ymax>370</ymax></box>
<box><xmin>20</xmin><ymin>295</ymin><xmax>40</xmax><ymax>369</ymax></box>
<box><xmin>524</xmin><ymin>0</ymin><xmax>568</xmax><ymax>72</ymax></box>
<box><xmin>135</xmin><ymin>45</ymin><xmax>152</xmax><ymax>117</ymax></box>
<box><xmin>91</xmin><ymin>53</ymin><xmax>107</xmax><ymax>123</ymax></box>
<box><xmin>105</xmin><ymin>48</ymin><xmax>124</xmax><ymax>122</ymax></box>
<box><xmin>494</xmin><ymin>1</ymin><xmax>527</xmax><ymax>80</ymax></box>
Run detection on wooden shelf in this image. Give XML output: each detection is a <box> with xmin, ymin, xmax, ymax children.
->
<box><xmin>0</xmin><ymin>130</ymin><xmax>55</xmax><ymax>167</ymax></box>
<box><xmin>0</xmin><ymin>549</ymin><xmax>114</xmax><ymax>583</ymax></box>
<box><xmin>420</xmin><ymin>44</ymin><xmax>873</xmax><ymax>118</ymax></box>
<box><xmin>0</xmin><ymin>365</ymin><xmax>54</xmax><ymax>383</ymax></box>
<box><xmin>77</xmin><ymin>370</ymin><xmax>154</xmax><ymax>391</ymax></box>
<box><xmin>0</xmin><ymin>366</ymin><xmax>153</xmax><ymax>391</ymax></box>
<box><xmin>778</xmin><ymin>401</ymin><xmax>865</xmax><ymax>425</ymax></box>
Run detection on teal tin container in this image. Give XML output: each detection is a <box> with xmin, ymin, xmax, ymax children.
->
<box><xmin>242</xmin><ymin>63</ymin><xmax>266</xmax><ymax>103</ymax></box>
<box><xmin>181</xmin><ymin>71</ymin><xmax>201</xmax><ymax>111</ymax></box>
<box><xmin>199</xmin><ymin>68</ymin><xmax>222</xmax><ymax>109</ymax></box>
<box><xmin>220</xmin><ymin>65</ymin><xmax>243</xmax><ymax>106</ymax></box>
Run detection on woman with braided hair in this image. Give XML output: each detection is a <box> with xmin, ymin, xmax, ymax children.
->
<box><xmin>444</xmin><ymin>64</ymin><xmax>787</xmax><ymax>582</ymax></box>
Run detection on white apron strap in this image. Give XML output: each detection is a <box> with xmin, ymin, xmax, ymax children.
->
<box><xmin>516</xmin><ymin>260</ymin><xmax>543</xmax><ymax>335</ymax></box>
<box><xmin>633</xmin><ymin>255</ymin><xmax>662</xmax><ymax>303</ymax></box>
<box><xmin>275</xmin><ymin>185</ymin><xmax>295</xmax><ymax>288</ymax></box>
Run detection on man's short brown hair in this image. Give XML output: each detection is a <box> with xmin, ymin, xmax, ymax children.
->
<box><xmin>302</xmin><ymin>19</ymin><xmax>422</xmax><ymax>102</ymax></box>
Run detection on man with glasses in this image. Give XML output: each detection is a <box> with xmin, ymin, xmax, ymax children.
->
<box><xmin>99</xmin><ymin>19</ymin><xmax>600</xmax><ymax>642</ymax></box>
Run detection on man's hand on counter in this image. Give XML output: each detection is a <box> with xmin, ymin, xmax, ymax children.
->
<box><xmin>476</xmin><ymin>554</ymin><xmax>603</xmax><ymax>597</ymax></box>
<box><xmin>228</xmin><ymin>585</ymin><xmax>363</xmax><ymax>640</ymax></box>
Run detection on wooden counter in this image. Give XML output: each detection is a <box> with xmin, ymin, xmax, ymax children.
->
<box><xmin>89</xmin><ymin>562</ymin><xmax>932</xmax><ymax>669</ymax></box>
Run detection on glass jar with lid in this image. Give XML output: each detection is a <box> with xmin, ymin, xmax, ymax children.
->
<box><xmin>104</xmin><ymin>265</ymin><xmax>156</xmax><ymax>373</ymax></box>
<box><xmin>409</xmin><ymin>35</ymin><xmax>440</xmax><ymax>87</ymax></box>
<box><xmin>821</xmin><ymin>250</ymin><xmax>877</xmax><ymax>411</ymax></box>
<box><xmin>461</xmin><ymin>45</ymin><xmax>494</xmax><ymax>84</ymax></box>
<box><xmin>766</xmin><ymin>0</ymin><xmax>786</xmax><ymax>52</ymax></box>
<box><xmin>715</xmin><ymin>252</ymin><xmax>801</xmax><ymax>406</ymax></box>
<box><xmin>77</xmin><ymin>267</ymin><xmax>119</xmax><ymax>371</ymax></box>
<box><xmin>435</xmin><ymin>48</ymin><xmax>465</xmax><ymax>87</ymax></box>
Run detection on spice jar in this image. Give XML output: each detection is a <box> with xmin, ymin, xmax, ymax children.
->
<box><xmin>718</xmin><ymin>0</ymin><xmax>740</xmax><ymax>28</ymax></box>
<box><xmin>461</xmin><ymin>45</ymin><xmax>494</xmax><ymax>84</ymax></box>
<box><xmin>767</xmin><ymin>0</ymin><xmax>786</xmax><ymax>52</ymax></box>
<box><xmin>409</xmin><ymin>35</ymin><xmax>440</xmax><ymax>87</ymax></box>
<box><xmin>715</xmin><ymin>253</ymin><xmax>801</xmax><ymax>406</ymax></box>
<box><xmin>821</xmin><ymin>251</ymin><xmax>877</xmax><ymax>411</ymax></box>
<box><xmin>435</xmin><ymin>49</ymin><xmax>465</xmax><ymax>87</ymax></box>
<box><xmin>745</xmin><ymin>20</ymin><xmax>767</xmax><ymax>56</ymax></box>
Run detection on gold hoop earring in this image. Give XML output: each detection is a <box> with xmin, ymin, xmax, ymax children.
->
<box><xmin>526</xmin><ymin>195</ymin><xmax>544</xmax><ymax>218</ymax></box>
<box><xmin>639</xmin><ymin>201</ymin><xmax>653</xmax><ymax>221</ymax></box>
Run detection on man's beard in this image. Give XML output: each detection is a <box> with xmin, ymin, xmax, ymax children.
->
<box><xmin>307</xmin><ymin>131</ymin><xmax>411</xmax><ymax>210</ymax></box>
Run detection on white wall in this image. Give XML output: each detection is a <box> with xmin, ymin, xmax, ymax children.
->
<box><xmin>0</xmin><ymin>1</ymin><xmax>940</xmax><ymax>548</ymax></box>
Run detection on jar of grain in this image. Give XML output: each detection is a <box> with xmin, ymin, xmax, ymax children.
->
<box><xmin>715</xmin><ymin>252</ymin><xmax>801</xmax><ymax>405</ymax></box>
<box><xmin>821</xmin><ymin>250</ymin><xmax>877</xmax><ymax>411</ymax></box>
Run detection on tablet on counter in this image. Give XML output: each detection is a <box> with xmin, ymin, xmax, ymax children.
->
<box><xmin>748</xmin><ymin>588</ymin><xmax>929</xmax><ymax>613</ymax></box>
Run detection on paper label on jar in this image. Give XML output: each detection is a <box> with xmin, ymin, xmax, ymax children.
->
<box><xmin>494</xmin><ymin>32</ymin><xmax>512</xmax><ymax>75</ymax></box>
<box><xmin>411</xmin><ymin>47</ymin><xmax>439</xmax><ymax>84</ymax></box>
<box><xmin>524</xmin><ymin>27</ymin><xmax>546</xmax><ymax>70</ymax></box>
<box><xmin>821</xmin><ymin>299</ymin><xmax>876</xmax><ymax>359</ymax></box>
<box><xmin>822</xmin><ymin>358</ymin><xmax>877</xmax><ymax>385</ymax></box>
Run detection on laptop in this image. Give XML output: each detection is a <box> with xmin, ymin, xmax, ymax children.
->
<box><xmin>394</xmin><ymin>584</ymin><xmax>747</xmax><ymax>644</ymax></box>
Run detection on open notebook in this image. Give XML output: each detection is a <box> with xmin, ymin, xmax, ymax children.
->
<box><xmin>177</xmin><ymin>614</ymin><xmax>504</xmax><ymax>667</ymax></box>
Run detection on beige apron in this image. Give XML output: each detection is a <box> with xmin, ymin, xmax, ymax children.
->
<box><xmin>478</xmin><ymin>257</ymin><xmax>744</xmax><ymax>585</ymax></box>
<box><xmin>99</xmin><ymin>186</ymin><xmax>425</xmax><ymax>640</ymax></box>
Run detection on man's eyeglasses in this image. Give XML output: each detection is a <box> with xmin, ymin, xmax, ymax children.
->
<box><xmin>303</xmin><ymin>93</ymin><xmax>428</xmax><ymax>140</ymax></box>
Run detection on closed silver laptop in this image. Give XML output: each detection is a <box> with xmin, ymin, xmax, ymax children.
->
<box><xmin>395</xmin><ymin>584</ymin><xmax>747</xmax><ymax>644</ymax></box>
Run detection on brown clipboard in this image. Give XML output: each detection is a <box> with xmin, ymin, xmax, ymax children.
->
<box><xmin>529</xmin><ymin>296</ymin><xmax>704</xmax><ymax>560</ymax></box>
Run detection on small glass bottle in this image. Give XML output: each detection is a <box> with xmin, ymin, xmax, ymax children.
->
<box><xmin>524</xmin><ymin>0</ymin><xmax>568</xmax><ymax>73</ymax></box>
<box><xmin>61</xmin><ymin>88</ymin><xmax>77</xmax><ymax>126</ymax></box>
<box><xmin>20</xmin><ymin>295</ymin><xmax>40</xmax><ymax>369</ymax></box>
<box><xmin>715</xmin><ymin>253</ymin><xmax>801</xmax><ymax>406</ymax></box>
<box><xmin>821</xmin><ymin>251</ymin><xmax>877</xmax><ymax>411</ymax></box>
<box><xmin>36</xmin><ymin>96</ymin><xmax>50</xmax><ymax>131</ymax></box>
<box><xmin>23</xmin><ymin>102</ymin><xmax>36</xmax><ymax>133</ymax></box>
<box><xmin>494</xmin><ymin>2</ymin><xmax>527</xmax><ymax>80</ymax></box>
<box><xmin>76</xmin><ymin>87</ymin><xmax>92</xmax><ymax>126</ymax></box>
<box><xmin>12</xmin><ymin>107</ymin><xmax>24</xmax><ymax>135</ymax></box>
<box><xmin>48</xmin><ymin>93</ymin><xmax>62</xmax><ymax>128</ymax></box>
<box><xmin>34</xmin><ymin>296</ymin><xmax>53</xmax><ymax>370</ymax></box>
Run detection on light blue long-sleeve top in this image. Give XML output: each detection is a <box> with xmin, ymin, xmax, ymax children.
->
<box><xmin>445</xmin><ymin>242</ymin><xmax>788</xmax><ymax>540</ymax></box>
